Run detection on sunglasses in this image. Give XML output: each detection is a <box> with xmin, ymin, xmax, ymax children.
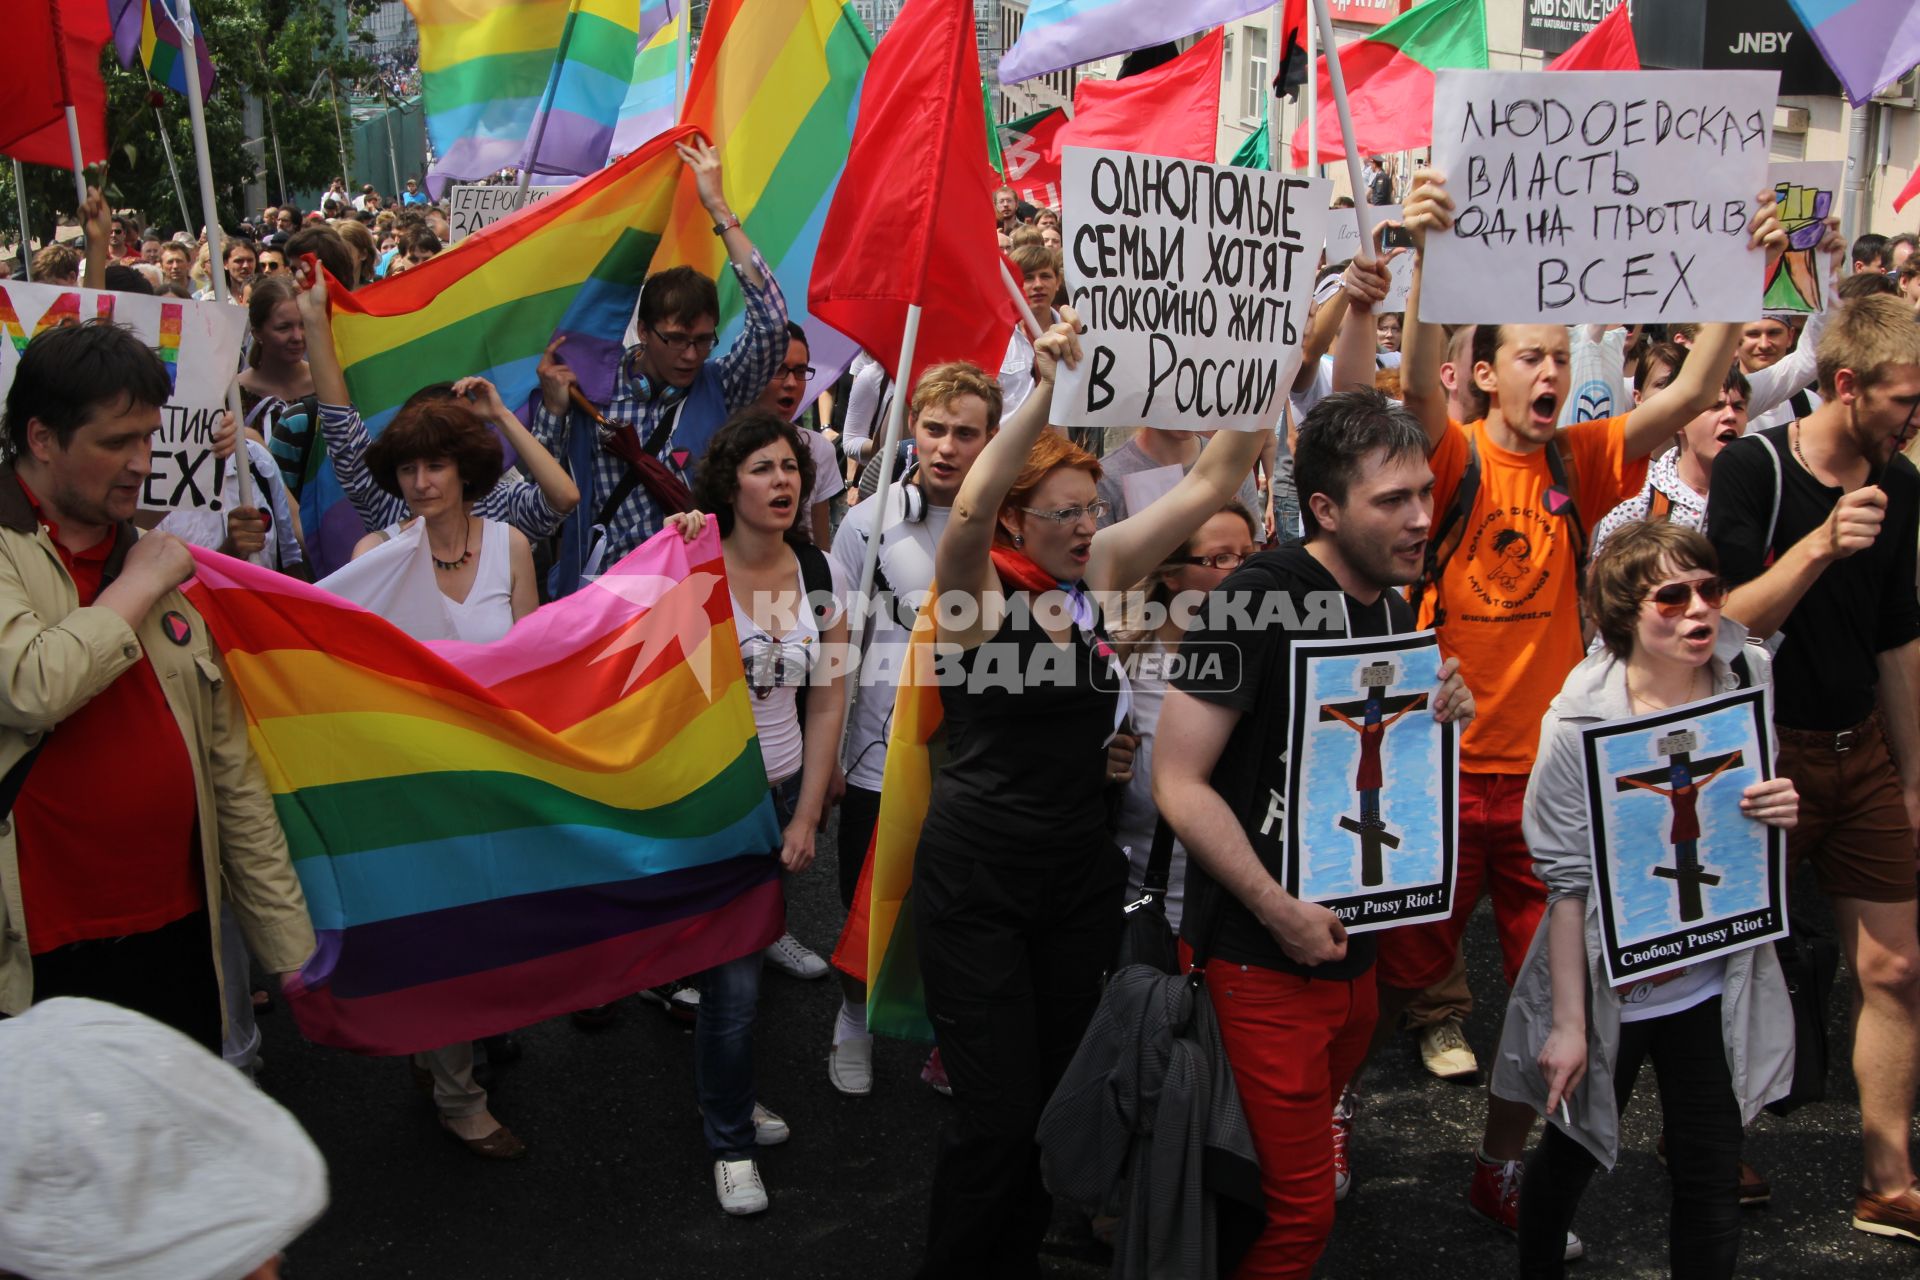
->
<box><xmin>1645</xmin><ymin>576</ymin><xmax>1727</xmax><ymax>616</ymax></box>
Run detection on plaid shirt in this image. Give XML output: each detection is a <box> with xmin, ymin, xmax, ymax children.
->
<box><xmin>316</xmin><ymin>403</ymin><xmax>569</xmax><ymax>538</ymax></box>
<box><xmin>530</xmin><ymin>249</ymin><xmax>788</xmax><ymax>561</ymax></box>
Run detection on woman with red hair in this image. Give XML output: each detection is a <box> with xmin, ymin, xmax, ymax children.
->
<box><xmin>915</xmin><ymin>311</ymin><xmax>1268</xmax><ymax>1276</ymax></box>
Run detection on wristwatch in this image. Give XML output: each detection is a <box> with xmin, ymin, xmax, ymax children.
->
<box><xmin>712</xmin><ymin>214</ymin><xmax>741</xmax><ymax>236</ymax></box>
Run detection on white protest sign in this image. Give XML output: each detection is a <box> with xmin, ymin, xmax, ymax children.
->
<box><xmin>1420</xmin><ymin>70</ymin><xmax>1777</xmax><ymax>324</ymax></box>
<box><xmin>1055</xmin><ymin>147</ymin><xmax>1331</xmax><ymax>433</ymax></box>
<box><xmin>447</xmin><ymin>182</ymin><xmax>569</xmax><ymax>241</ymax></box>
<box><xmin>1766</xmin><ymin>161</ymin><xmax>1843</xmax><ymax>314</ymax></box>
<box><xmin>0</xmin><ymin>283</ymin><xmax>247</xmax><ymax>512</ymax></box>
<box><xmin>1325</xmin><ymin>203</ymin><xmax>1414</xmax><ymax>312</ymax></box>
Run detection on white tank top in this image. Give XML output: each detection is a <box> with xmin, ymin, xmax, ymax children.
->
<box><xmin>387</xmin><ymin>518</ymin><xmax>515</xmax><ymax>644</ymax></box>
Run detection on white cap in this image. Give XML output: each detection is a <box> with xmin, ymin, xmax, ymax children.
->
<box><xmin>0</xmin><ymin>999</ymin><xmax>329</xmax><ymax>1280</ymax></box>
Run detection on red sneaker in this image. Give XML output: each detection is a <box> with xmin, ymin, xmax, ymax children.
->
<box><xmin>1332</xmin><ymin>1088</ymin><xmax>1355</xmax><ymax>1202</ymax></box>
<box><xmin>1470</xmin><ymin>1151</ymin><xmax>1585</xmax><ymax>1260</ymax></box>
<box><xmin>1853</xmin><ymin>1185</ymin><xmax>1920</xmax><ymax>1243</ymax></box>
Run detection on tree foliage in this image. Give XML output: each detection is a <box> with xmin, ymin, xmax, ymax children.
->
<box><xmin>3</xmin><ymin>0</ymin><xmax>379</xmax><ymax>246</ymax></box>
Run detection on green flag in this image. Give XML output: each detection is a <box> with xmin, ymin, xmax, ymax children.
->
<box><xmin>1231</xmin><ymin>98</ymin><xmax>1269</xmax><ymax>172</ymax></box>
<box><xmin>983</xmin><ymin>75</ymin><xmax>1004</xmax><ymax>176</ymax></box>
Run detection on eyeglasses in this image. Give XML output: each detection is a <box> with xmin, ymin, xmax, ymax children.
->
<box><xmin>648</xmin><ymin>325</ymin><xmax>719</xmax><ymax>355</ymax></box>
<box><xmin>259</xmin><ymin>259</ymin><xmax>284</xmax><ymax>273</ymax></box>
<box><xmin>1176</xmin><ymin>551</ymin><xmax>1247</xmax><ymax>570</ymax></box>
<box><xmin>774</xmin><ymin>363</ymin><xmax>816</xmax><ymax>382</ymax></box>
<box><xmin>1645</xmin><ymin>576</ymin><xmax>1727</xmax><ymax>616</ymax></box>
<box><xmin>1018</xmin><ymin>499</ymin><xmax>1110</xmax><ymax>525</ymax></box>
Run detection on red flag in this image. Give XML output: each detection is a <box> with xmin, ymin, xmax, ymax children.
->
<box><xmin>1047</xmin><ymin>28</ymin><xmax>1224</xmax><ymax>164</ymax></box>
<box><xmin>1895</xmin><ymin>167</ymin><xmax>1920</xmax><ymax>215</ymax></box>
<box><xmin>1548</xmin><ymin>4</ymin><xmax>1640</xmax><ymax>71</ymax></box>
<box><xmin>993</xmin><ymin>107</ymin><xmax>1068</xmax><ymax>212</ymax></box>
<box><xmin>809</xmin><ymin>0</ymin><xmax>1023</xmax><ymax>386</ymax></box>
<box><xmin>0</xmin><ymin>0</ymin><xmax>109</xmax><ymax>170</ymax></box>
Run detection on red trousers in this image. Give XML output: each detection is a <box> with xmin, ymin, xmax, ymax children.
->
<box><xmin>1375</xmin><ymin>771</ymin><xmax>1546</xmax><ymax>992</ymax></box>
<box><xmin>1187</xmin><ymin>945</ymin><xmax>1378</xmax><ymax>1280</ymax></box>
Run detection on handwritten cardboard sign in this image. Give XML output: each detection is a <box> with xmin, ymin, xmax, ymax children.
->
<box><xmin>1420</xmin><ymin>70</ymin><xmax>1777</xmax><ymax>324</ymax></box>
<box><xmin>1055</xmin><ymin>147</ymin><xmax>1331</xmax><ymax>433</ymax></box>
<box><xmin>447</xmin><ymin>183</ymin><xmax>569</xmax><ymax>242</ymax></box>
<box><xmin>0</xmin><ymin>283</ymin><xmax>247</xmax><ymax>512</ymax></box>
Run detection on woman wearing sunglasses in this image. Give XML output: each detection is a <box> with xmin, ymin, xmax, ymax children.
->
<box><xmin>1109</xmin><ymin>501</ymin><xmax>1261</xmax><ymax>932</ymax></box>
<box><xmin>912</xmin><ymin>310</ymin><xmax>1267</xmax><ymax>1277</ymax></box>
<box><xmin>1495</xmin><ymin>520</ymin><xmax>1799</xmax><ymax>1280</ymax></box>
<box><xmin>663</xmin><ymin>408</ymin><xmax>847</xmax><ymax>1216</ymax></box>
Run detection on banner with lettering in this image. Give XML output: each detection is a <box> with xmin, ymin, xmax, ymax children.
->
<box><xmin>447</xmin><ymin>183</ymin><xmax>570</xmax><ymax>242</ymax></box>
<box><xmin>1054</xmin><ymin>147</ymin><xmax>1330</xmax><ymax>433</ymax></box>
<box><xmin>0</xmin><ymin>283</ymin><xmax>247</xmax><ymax>513</ymax></box>
<box><xmin>1420</xmin><ymin>69</ymin><xmax>1777</xmax><ymax>324</ymax></box>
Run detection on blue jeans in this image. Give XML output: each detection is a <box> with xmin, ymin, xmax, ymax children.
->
<box><xmin>693</xmin><ymin>774</ymin><xmax>798</xmax><ymax>1160</ymax></box>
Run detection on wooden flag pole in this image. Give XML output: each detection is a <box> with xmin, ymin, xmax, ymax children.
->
<box><xmin>173</xmin><ymin>0</ymin><xmax>256</xmax><ymax>516</ymax></box>
<box><xmin>840</xmin><ymin>303</ymin><xmax>922</xmax><ymax>745</ymax></box>
<box><xmin>11</xmin><ymin>161</ymin><xmax>33</xmax><ymax>280</ymax></box>
<box><xmin>1310</xmin><ymin>0</ymin><xmax>1374</xmax><ymax>264</ymax></box>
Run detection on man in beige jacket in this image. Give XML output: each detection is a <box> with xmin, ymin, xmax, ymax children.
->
<box><xmin>0</xmin><ymin>321</ymin><xmax>313</xmax><ymax>1050</ymax></box>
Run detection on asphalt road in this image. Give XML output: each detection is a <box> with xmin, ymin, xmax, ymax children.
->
<box><xmin>265</xmin><ymin>824</ymin><xmax>1899</xmax><ymax>1279</ymax></box>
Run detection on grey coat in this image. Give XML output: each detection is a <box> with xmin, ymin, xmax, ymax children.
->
<box><xmin>1490</xmin><ymin>622</ymin><xmax>1795</xmax><ymax>1169</ymax></box>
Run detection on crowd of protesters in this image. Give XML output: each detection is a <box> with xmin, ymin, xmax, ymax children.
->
<box><xmin>4</xmin><ymin>122</ymin><xmax>1920</xmax><ymax>1280</ymax></box>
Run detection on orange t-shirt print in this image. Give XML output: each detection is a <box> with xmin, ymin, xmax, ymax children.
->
<box><xmin>1417</xmin><ymin>416</ymin><xmax>1648</xmax><ymax>775</ymax></box>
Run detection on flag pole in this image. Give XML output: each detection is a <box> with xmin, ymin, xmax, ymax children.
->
<box><xmin>11</xmin><ymin>161</ymin><xmax>33</xmax><ymax>280</ymax></box>
<box><xmin>148</xmin><ymin>79</ymin><xmax>196</xmax><ymax>234</ymax></box>
<box><xmin>1310</xmin><ymin>0</ymin><xmax>1373</xmax><ymax>263</ymax></box>
<box><xmin>329</xmin><ymin>70</ymin><xmax>352</xmax><ymax>197</ymax></box>
<box><xmin>673</xmin><ymin>0</ymin><xmax>690</xmax><ymax>118</ymax></box>
<box><xmin>1266</xmin><ymin>3</ymin><xmax>1282</xmax><ymax>172</ymax></box>
<box><xmin>840</xmin><ymin>303</ymin><xmax>922</xmax><ymax>744</ymax></box>
<box><xmin>1304</xmin><ymin>0</ymin><xmax>1317</xmax><ymax>176</ymax></box>
<box><xmin>519</xmin><ymin>0</ymin><xmax>585</xmax><ymax>196</ymax></box>
<box><xmin>998</xmin><ymin>261</ymin><xmax>1043</xmax><ymax>339</ymax></box>
<box><xmin>173</xmin><ymin>0</ymin><xmax>256</xmax><ymax>515</ymax></box>
<box><xmin>46</xmin><ymin>0</ymin><xmax>89</xmax><ymax>209</ymax></box>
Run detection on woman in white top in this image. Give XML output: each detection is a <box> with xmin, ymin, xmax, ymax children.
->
<box><xmin>346</xmin><ymin>389</ymin><xmax>543</xmax><ymax>1159</ymax></box>
<box><xmin>665</xmin><ymin>408</ymin><xmax>849</xmax><ymax>1216</ymax></box>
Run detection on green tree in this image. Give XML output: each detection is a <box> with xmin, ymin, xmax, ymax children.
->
<box><xmin>2</xmin><ymin>0</ymin><xmax>376</xmax><ymax>247</ymax></box>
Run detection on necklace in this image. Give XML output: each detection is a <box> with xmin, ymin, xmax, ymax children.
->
<box><xmin>1625</xmin><ymin>663</ymin><xmax>1704</xmax><ymax>713</ymax></box>
<box><xmin>1790</xmin><ymin>421</ymin><xmax>1812</xmax><ymax>476</ymax></box>
<box><xmin>431</xmin><ymin>520</ymin><xmax>472</xmax><ymax>572</ymax></box>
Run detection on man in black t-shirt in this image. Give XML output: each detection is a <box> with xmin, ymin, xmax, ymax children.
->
<box><xmin>1704</xmin><ymin>295</ymin><xmax>1920</xmax><ymax>1243</ymax></box>
<box><xmin>1155</xmin><ymin>390</ymin><xmax>1475</xmax><ymax>1274</ymax></box>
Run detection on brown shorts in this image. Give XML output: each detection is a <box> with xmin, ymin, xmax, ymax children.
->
<box><xmin>1777</xmin><ymin>712</ymin><xmax>1918</xmax><ymax>904</ymax></box>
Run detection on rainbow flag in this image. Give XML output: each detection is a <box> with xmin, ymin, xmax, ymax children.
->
<box><xmin>1785</xmin><ymin>0</ymin><xmax>1920</xmax><ymax>107</ymax></box>
<box><xmin>295</xmin><ymin>123</ymin><xmax>694</xmax><ymax>576</ymax></box>
<box><xmin>830</xmin><ymin>593</ymin><xmax>941</xmax><ymax>1042</ymax></box>
<box><xmin>413</xmin><ymin>0</ymin><xmax>647</xmax><ymax>194</ymax></box>
<box><xmin>611</xmin><ymin>0</ymin><xmax>685</xmax><ymax>157</ymax></box>
<box><xmin>183</xmin><ymin>525</ymin><xmax>784</xmax><ymax>1055</ymax></box>
<box><xmin>653</xmin><ymin>0</ymin><xmax>872</xmax><ymax>384</ymax></box>
<box><xmin>109</xmin><ymin>0</ymin><xmax>215</xmax><ymax>98</ymax></box>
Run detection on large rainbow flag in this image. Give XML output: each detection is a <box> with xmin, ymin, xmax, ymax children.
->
<box><xmin>653</xmin><ymin>0</ymin><xmax>872</xmax><ymax>385</ymax></box>
<box><xmin>292</xmin><ymin>123</ymin><xmax>695</xmax><ymax>576</ymax></box>
<box><xmin>109</xmin><ymin>0</ymin><xmax>215</xmax><ymax>98</ymax></box>
<box><xmin>184</xmin><ymin>526</ymin><xmax>783</xmax><ymax>1055</ymax></box>
<box><xmin>830</xmin><ymin>593</ymin><xmax>941</xmax><ymax>1042</ymax></box>
<box><xmin>412</xmin><ymin>0</ymin><xmax>653</xmax><ymax>194</ymax></box>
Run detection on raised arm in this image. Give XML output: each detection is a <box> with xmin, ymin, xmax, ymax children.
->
<box><xmin>1398</xmin><ymin>169</ymin><xmax>1454</xmax><ymax>453</ymax></box>
<box><xmin>81</xmin><ymin>189</ymin><xmax>111</xmax><ymax>292</ymax></box>
<box><xmin>1088</xmin><ymin>426</ymin><xmax>1266</xmax><ymax>595</ymax></box>
<box><xmin>934</xmin><ymin>313</ymin><xmax>1082</xmax><ymax>645</ymax></box>
<box><xmin>1623</xmin><ymin>191</ymin><xmax>1786</xmax><ymax>459</ymax></box>
<box><xmin>294</xmin><ymin>268</ymin><xmax>352</xmax><ymax>407</ymax></box>
<box><xmin>453</xmin><ymin>376</ymin><xmax>580</xmax><ymax>517</ymax></box>
<box><xmin>678</xmin><ymin>137</ymin><xmax>789</xmax><ymax>409</ymax></box>
<box><xmin>1330</xmin><ymin>251</ymin><xmax>1398</xmax><ymax>394</ymax></box>
<box><xmin>1294</xmin><ymin>278</ymin><xmax>1350</xmax><ymax>393</ymax></box>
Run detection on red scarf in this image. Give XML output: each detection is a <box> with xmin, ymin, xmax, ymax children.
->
<box><xmin>989</xmin><ymin>545</ymin><xmax>1061</xmax><ymax>594</ymax></box>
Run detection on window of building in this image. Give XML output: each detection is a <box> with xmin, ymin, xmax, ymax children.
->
<box><xmin>1244</xmin><ymin>27</ymin><xmax>1268</xmax><ymax>123</ymax></box>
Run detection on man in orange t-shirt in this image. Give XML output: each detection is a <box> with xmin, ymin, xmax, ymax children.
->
<box><xmin>1364</xmin><ymin>169</ymin><xmax>1784</xmax><ymax>1249</ymax></box>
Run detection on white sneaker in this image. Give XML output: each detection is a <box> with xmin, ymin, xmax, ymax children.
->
<box><xmin>1419</xmin><ymin>1017</ymin><xmax>1479</xmax><ymax>1081</ymax></box>
<box><xmin>763</xmin><ymin>931</ymin><xmax>830</xmax><ymax>980</ymax></box>
<box><xmin>829</xmin><ymin>1035</ymin><xmax>874</xmax><ymax>1096</ymax></box>
<box><xmin>752</xmin><ymin>1102</ymin><xmax>790</xmax><ymax>1146</ymax></box>
<box><xmin>714</xmin><ymin>1158</ymin><xmax>768</xmax><ymax>1215</ymax></box>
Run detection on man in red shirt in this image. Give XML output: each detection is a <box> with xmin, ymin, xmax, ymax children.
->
<box><xmin>0</xmin><ymin>322</ymin><xmax>314</xmax><ymax>1050</ymax></box>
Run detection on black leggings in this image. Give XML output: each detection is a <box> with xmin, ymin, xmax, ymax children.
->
<box><xmin>1517</xmin><ymin>995</ymin><xmax>1743</xmax><ymax>1279</ymax></box>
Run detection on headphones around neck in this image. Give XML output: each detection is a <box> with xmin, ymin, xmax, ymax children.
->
<box><xmin>898</xmin><ymin>462</ymin><xmax>927</xmax><ymax>524</ymax></box>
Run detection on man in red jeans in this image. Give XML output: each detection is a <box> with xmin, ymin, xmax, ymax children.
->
<box><xmin>1156</xmin><ymin>389</ymin><xmax>1474</xmax><ymax>1276</ymax></box>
